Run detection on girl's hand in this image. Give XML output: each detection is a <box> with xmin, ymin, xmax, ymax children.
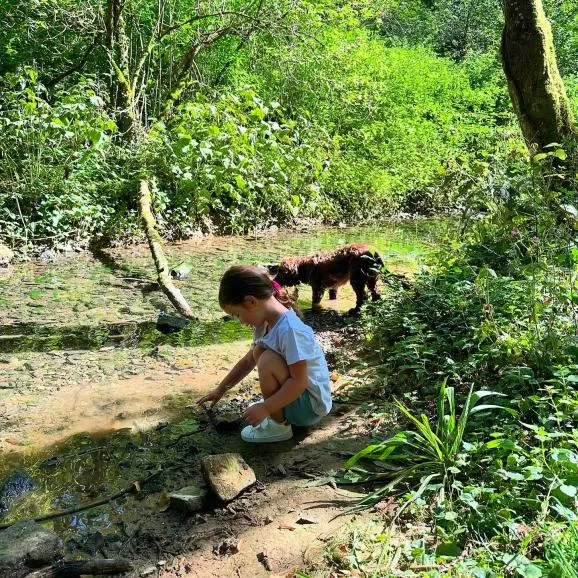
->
<box><xmin>243</xmin><ymin>402</ymin><xmax>271</xmax><ymax>426</ymax></box>
<box><xmin>196</xmin><ymin>385</ymin><xmax>226</xmax><ymax>408</ymax></box>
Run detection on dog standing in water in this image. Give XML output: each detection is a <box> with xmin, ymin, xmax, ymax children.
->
<box><xmin>267</xmin><ymin>243</ymin><xmax>384</xmax><ymax>314</ymax></box>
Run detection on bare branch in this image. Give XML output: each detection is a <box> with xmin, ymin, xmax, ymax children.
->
<box><xmin>44</xmin><ymin>34</ymin><xmax>102</xmax><ymax>88</ymax></box>
<box><xmin>159</xmin><ymin>10</ymin><xmax>266</xmax><ymax>40</ymax></box>
<box><xmin>131</xmin><ymin>0</ymin><xmax>167</xmax><ymax>95</ymax></box>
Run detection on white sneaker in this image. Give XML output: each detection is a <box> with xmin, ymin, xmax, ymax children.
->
<box><xmin>241</xmin><ymin>417</ymin><xmax>293</xmax><ymax>443</ymax></box>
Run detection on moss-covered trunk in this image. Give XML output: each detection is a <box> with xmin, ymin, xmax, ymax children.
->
<box><xmin>501</xmin><ymin>0</ymin><xmax>575</xmax><ymax>152</ymax></box>
<box><xmin>139</xmin><ymin>180</ymin><xmax>195</xmax><ymax>319</ymax></box>
<box><xmin>105</xmin><ymin>0</ymin><xmax>138</xmax><ymax>137</ymax></box>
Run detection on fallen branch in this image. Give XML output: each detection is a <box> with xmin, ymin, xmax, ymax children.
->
<box><xmin>24</xmin><ymin>558</ymin><xmax>133</xmax><ymax>577</ymax></box>
<box><xmin>166</xmin><ymin>425</ymin><xmax>208</xmax><ymax>448</ymax></box>
<box><xmin>139</xmin><ymin>180</ymin><xmax>195</xmax><ymax>318</ymax></box>
<box><xmin>44</xmin><ymin>33</ymin><xmax>103</xmax><ymax>88</ymax></box>
<box><xmin>0</xmin><ymin>469</ymin><xmax>161</xmax><ymax>530</ymax></box>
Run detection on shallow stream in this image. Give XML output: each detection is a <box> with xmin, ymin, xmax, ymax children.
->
<box><xmin>0</xmin><ymin>219</ymin><xmax>449</xmax><ymax>553</ymax></box>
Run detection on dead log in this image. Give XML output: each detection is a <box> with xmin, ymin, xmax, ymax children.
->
<box><xmin>139</xmin><ymin>179</ymin><xmax>195</xmax><ymax>318</ymax></box>
<box><xmin>24</xmin><ymin>558</ymin><xmax>133</xmax><ymax>577</ymax></box>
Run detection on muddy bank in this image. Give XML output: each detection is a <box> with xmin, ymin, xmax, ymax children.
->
<box><xmin>0</xmin><ymin>220</ymin><xmax>447</xmax><ymax>576</ymax></box>
<box><xmin>0</xmin><ymin>329</ymin><xmax>376</xmax><ymax>577</ymax></box>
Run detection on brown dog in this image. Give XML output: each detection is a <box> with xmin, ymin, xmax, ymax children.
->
<box><xmin>267</xmin><ymin>243</ymin><xmax>384</xmax><ymax>314</ymax></box>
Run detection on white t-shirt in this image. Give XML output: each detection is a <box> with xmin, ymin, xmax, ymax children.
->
<box><xmin>253</xmin><ymin>309</ymin><xmax>332</xmax><ymax>416</ymax></box>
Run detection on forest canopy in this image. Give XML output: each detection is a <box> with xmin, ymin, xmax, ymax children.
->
<box><xmin>0</xmin><ymin>0</ymin><xmax>577</xmax><ymax>250</ymax></box>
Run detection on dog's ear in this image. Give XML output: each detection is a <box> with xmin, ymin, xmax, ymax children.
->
<box><xmin>265</xmin><ymin>263</ymin><xmax>279</xmax><ymax>275</ymax></box>
<box><xmin>256</xmin><ymin>263</ymin><xmax>278</xmax><ymax>275</ymax></box>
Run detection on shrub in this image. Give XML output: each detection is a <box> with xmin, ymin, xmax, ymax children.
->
<box><xmin>0</xmin><ymin>70</ymin><xmax>128</xmax><ymax>248</ymax></box>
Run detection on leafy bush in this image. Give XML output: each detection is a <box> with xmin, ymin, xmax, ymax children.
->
<box><xmin>145</xmin><ymin>88</ymin><xmax>331</xmax><ymax>235</ymax></box>
<box><xmin>0</xmin><ymin>70</ymin><xmax>129</xmax><ymax>248</ymax></box>
<box><xmin>235</xmin><ymin>14</ymin><xmax>513</xmax><ymax>219</ymax></box>
<box><xmin>346</xmin><ymin>380</ymin><xmax>512</xmax><ymax>512</ymax></box>
<box><xmin>351</xmin><ymin>145</ymin><xmax>578</xmax><ymax>570</ymax></box>
<box><xmin>544</xmin><ymin>513</ymin><xmax>578</xmax><ymax>578</ymax></box>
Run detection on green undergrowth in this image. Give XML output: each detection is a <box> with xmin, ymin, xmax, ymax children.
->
<box><xmin>326</xmin><ymin>150</ymin><xmax>578</xmax><ymax>576</ymax></box>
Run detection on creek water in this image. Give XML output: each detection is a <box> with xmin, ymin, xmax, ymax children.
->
<box><xmin>0</xmin><ymin>219</ymin><xmax>450</xmax><ymax>545</ymax></box>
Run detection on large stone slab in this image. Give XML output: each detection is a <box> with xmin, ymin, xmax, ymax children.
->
<box><xmin>0</xmin><ymin>519</ymin><xmax>61</xmax><ymax>576</ymax></box>
<box><xmin>201</xmin><ymin>453</ymin><xmax>256</xmax><ymax>502</ymax></box>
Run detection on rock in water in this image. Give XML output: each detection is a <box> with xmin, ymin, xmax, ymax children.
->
<box><xmin>156</xmin><ymin>312</ymin><xmax>190</xmax><ymax>334</ymax></box>
<box><xmin>0</xmin><ymin>244</ymin><xmax>13</xmax><ymax>266</ymax></box>
<box><xmin>0</xmin><ymin>471</ymin><xmax>36</xmax><ymax>517</ymax></box>
<box><xmin>170</xmin><ymin>261</ymin><xmax>194</xmax><ymax>280</ymax></box>
<box><xmin>169</xmin><ymin>485</ymin><xmax>208</xmax><ymax>513</ymax></box>
<box><xmin>201</xmin><ymin>453</ymin><xmax>256</xmax><ymax>502</ymax></box>
<box><xmin>0</xmin><ymin>519</ymin><xmax>61</xmax><ymax>576</ymax></box>
<box><xmin>0</xmin><ymin>244</ymin><xmax>13</xmax><ymax>279</ymax></box>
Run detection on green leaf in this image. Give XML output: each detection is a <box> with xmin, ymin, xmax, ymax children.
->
<box><xmin>560</xmin><ymin>484</ymin><xmax>577</xmax><ymax>497</ymax></box>
<box><xmin>168</xmin><ymin>418</ymin><xmax>199</xmax><ymax>440</ymax></box>
<box><xmin>435</xmin><ymin>542</ymin><xmax>461</xmax><ymax>557</ymax></box>
<box><xmin>199</xmin><ymin>146</ymin><xmax>212</xmax><ymax>158</ymax></box>
<box><xmin>235</xmin><ymin>175</ymin><xmax>246</xmax><ymax>190</ymax></box>
<box><xmin>249</xmin><ymin>107</ymin><xmax>266</xmax><ymax>121</ymax></box>
<box><xmin>517</xmin><ymin>564</ymin><xmax>542</xmax><ymax>578</ymax></box>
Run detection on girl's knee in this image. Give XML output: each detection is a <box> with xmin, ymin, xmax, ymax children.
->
<box><xmin>257</xmin><ymin>349</ymin><xmax>289</xmax><ymax>381</ymax></box>
<box><xmin>257</xmin><ymin>348</ymin><xmax>287</xmax><ymax>369</ymax></box>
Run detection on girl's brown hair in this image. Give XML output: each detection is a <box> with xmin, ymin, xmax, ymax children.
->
<box><xmin>219</xmin><ymin>265</ymin><xmax>300</xmax><ymax>315</ymax></box>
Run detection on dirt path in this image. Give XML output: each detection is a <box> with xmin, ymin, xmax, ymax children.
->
<box><xmin>105</xmin><ymin>390</ymin><xmax>372</xmax><ymax>578</ymax></box>
<box><xmin>150</xmin><ymin>404</ymin><xmax>370</xmax><ymax>578</ymax></box>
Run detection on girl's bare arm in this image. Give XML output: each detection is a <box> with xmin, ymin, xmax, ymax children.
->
<box><xmin>219</xmin><ymin>348</ymin><xmax>257</xmax><ymax>391</ymax></box>
<box><xmin>197</xmin><ymin>349</ymin><xmax>256</xmax><ymax>406</ymax></box>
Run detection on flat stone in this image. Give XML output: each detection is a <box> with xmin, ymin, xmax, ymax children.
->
<box><xmin>0</xmin><ymin>519</ymin><xmax>61</xmax><ymax>574</ymax></box>
<box><xmin>211</xmin><ymin>411</ymin><xmax>242</xmax><ymax>432</ymax></box>
<box><xmin>201</xmin><ymin>453</ymin><xmax>256</xmax><ymax>502</ymax></box>
<box><xmin>169</xmin><ymin>485</ymin><xmax>207</xmax><ymax>513</ymax></box>
<box><xmin>0</xmin><ymin>244</ymin><xmax>13</xmax><ymax>266</ymax></box>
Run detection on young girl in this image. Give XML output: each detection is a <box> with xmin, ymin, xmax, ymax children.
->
<box><xmin>196</xmin><ymin>265</ymin><xmax>332</xmax><ymax>443</ymax></box>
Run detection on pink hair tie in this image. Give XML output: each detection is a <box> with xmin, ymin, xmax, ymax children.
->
<box><xmin>271</xmin><ymin>280</ymin><xmax>282</xmax><ymax>294</ymax></box>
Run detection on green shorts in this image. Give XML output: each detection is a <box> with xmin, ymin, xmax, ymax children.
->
<box><xmin>284</xmin><ymin>391</ymin><xmax>323</xmax><ymax>426</ymax></box>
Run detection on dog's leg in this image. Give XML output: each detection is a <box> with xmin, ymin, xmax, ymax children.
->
<box><xmin>349</xmin><ymin>270</ymin><xmax>367</xmax><ymax>314</ymax></box>
<box><xmin>367</xmin><ymin>275</ymin><xmax>381</xmax><ymax>301</ymax></box>
<box><xmin>311</xmin><ymin>285</ymin><xmax>325</xmax><ymax>310</ymax></box>
<box><xmin>328</xmin><ymin>288</ymin><xmax>338</xmax><ymax>300</ymax></box>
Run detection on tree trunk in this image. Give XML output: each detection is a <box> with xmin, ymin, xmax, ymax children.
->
<box><xmin>105</xmin><ymin>0</ymin><xmax>138</xmax><ymax>136</ymax></box>
<box><xmin>501</xmin><ymin>0</ymin><xmax>575</xmax><ymax>152</ymax></box>
<box><xmin>139</xmin><ymin>180</ymin><xmax>196</xmax><ymax>319</ymax></box>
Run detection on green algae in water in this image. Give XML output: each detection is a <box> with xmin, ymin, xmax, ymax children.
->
<box><xmin>0</xmin><ymin>316</ymin><xmax>251</xmax><ymax>353</ymax></box>
<box><xmin>0</xmin><ymin>416</ymin><xmax>198</xmax><ymax>536</ymax></box>
<box><xmin>0</xmin><ymin>219</ymin><xmax>450</xmax><ymax>353</ymax></box>
<box><xmin>0</xmin><ymin>219</ymin><xmax>453</xmax><ymax>545</ymax></box>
